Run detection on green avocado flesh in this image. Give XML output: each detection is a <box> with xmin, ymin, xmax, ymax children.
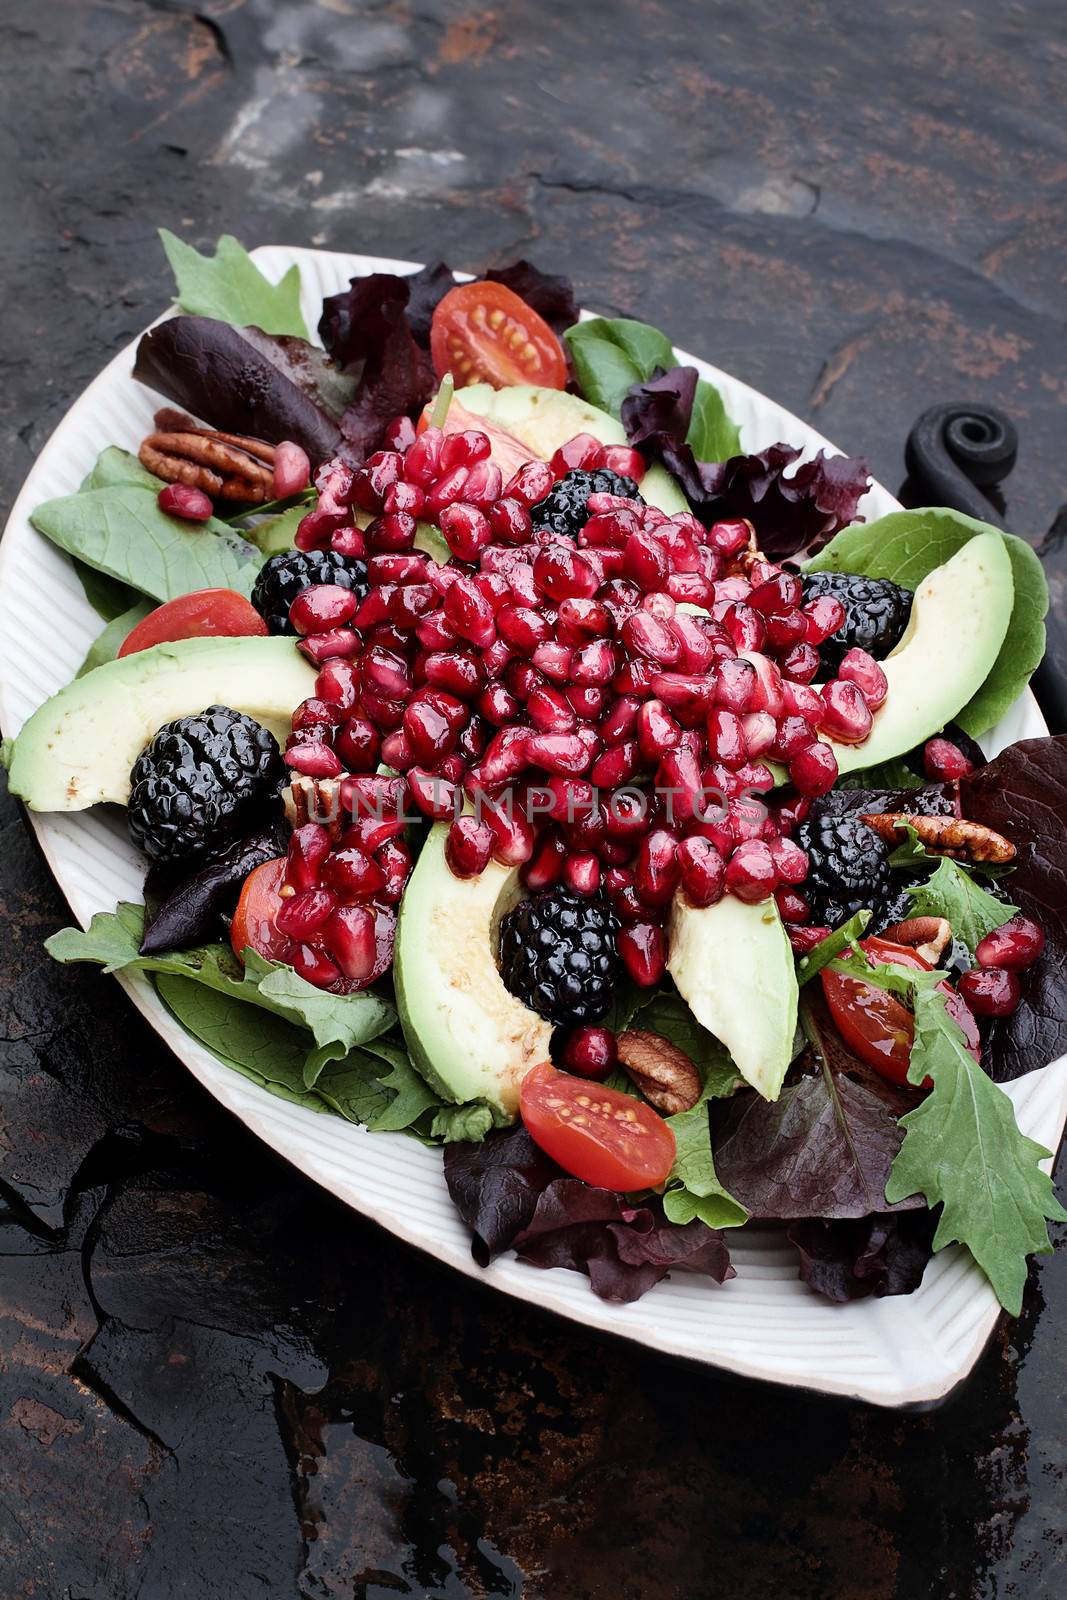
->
<box><xmin>5</xmin><ymin>635</ymin><xmax>315</xmax><ymax>812</ymax></box>
<box><xmin>456</xmin><ymin>382</ymin><xmax>689</xmax><ymax>516</ymax></box>
<box><xmin>395</xmin><ymin>821</ymin><xmax>552</xmax><ymax>1117</ymax></box>
<box><xmin>666</xmin><ymin>892</ymin><xmax>798</xmax><ymax>1101</ymax></box>
<box><xmin>830</xmin><ymin>531</ymin><xmax>1013</xmax><ymax>777</ymax></box>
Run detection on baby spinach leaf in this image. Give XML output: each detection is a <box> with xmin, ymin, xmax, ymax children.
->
<box><xmin>155</xmin><ymin>970</ymin><xmax>323</xmax><ymax>1107</ymax></box>
<box><xmin>630</xmin><ymin>991</ymin><xmax>742</xmax><ymax>1098</ymax></box>
<box><xmin>80</xmin><ymin>446</ymin><xmax>163</xmax><ymax>494</ymax></box>
<box><xmin>904</xmin><ymin>858</ymin><xmax>1017</xmax><ymax>955</ymax></box>
<box><xmin>686</xmin><ymin>375</ymin><xmax>742</xmax><ymax>462</ymax></box>
<box><xmin>160</xmin><ymin>229</ymin><xmax>308</xmax><ymax>338</ymax></box>
<box><xmin>805</xmin><ymin>507</ymin><xmax>1048</xmax><ymax>736</ymax></box>
<box><xmin>31</xmin><ymin>486</ymin><xmax>263</xmax><ymax>603</ymax></box>
<box><xmin>76</xmin><ymin>600</ymin><xmax>153</xmax><ymax>677</ymax></box>
<box><xmin>886</xmin><ymin>983</ymin><xmax>1065</xmax><ymax>1315</ymax></box>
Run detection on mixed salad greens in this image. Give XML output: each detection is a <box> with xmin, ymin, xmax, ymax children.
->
<box><xmin>3</xmin><ymin>234</ymin><xmax>1064</xmax><ymax>1319</ymax></box>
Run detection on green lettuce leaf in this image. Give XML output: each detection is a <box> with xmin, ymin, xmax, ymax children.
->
<box><xmin>628</xmin><ymin>990</ymin><xmax>743</xmax><ymax>1098</ymax></box>
<box><xmin>795</xmin><ymin>912</ymin><xmax>871</xmax><ymax>986</ymax></box>
<box><xmin>905</xmin><ymin>858</ymin><xmax>1018</xmax><ymax>955</ymax></box>
<box><xmin>805</xmin><ymin>507</ymin><xmax>1047</xmax><ymax>736</ymax></box>
<box><xmin>663</xmin><ymin>1103</ymin><xmax>748</xmax><ymax>1229</ymax></box>
<box><xmin>886</xmin><ymin>983</ymin><xmax>1065</xmax><ymax>1314</ymax></box>
<box><xmin>75</xmin><ymin>600</ymin><xmax>154</xmax><ymax>677</ymax></box>
<box><xmin>160</xmin><ymin>229</ymin><xmax>308</xmax><ymax>339</ymax></box>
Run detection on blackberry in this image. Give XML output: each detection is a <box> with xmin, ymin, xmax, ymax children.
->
<box><xmin>795</xmin><ymin>813</ymin><xmax>893</xmax><ymax>931</ymax></box>
<box><xmin>498</xmin><ymin>890</ymin><xmax>620</xmax><ymax>1027</ymax></box>
<box><xmin>251</xmin><ymin>549</ymin><xmax>368</xmax><ymax>636</ymax></box>
<box><xmin>530</xmin><ymin>467</ymin><xmax>643</xmax><ymax>540</ymax></box>
<box><xmin>128</xmin><ymin>706</ymin><xmax>284</xmax><ymax>866</ymax></box>
<box><xmin>802</xmin><ymin>571</ymin><xmax>913</xmax><ymax>669</ymax></box>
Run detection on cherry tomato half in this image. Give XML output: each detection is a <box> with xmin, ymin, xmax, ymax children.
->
<box><xmin>519</xmin><ymin>1061</ymin><xmax>676</xmax><ymax>1190</ymax></box>
<box><xmin>821</xmin><ymin>935</ymin><xmax>980</xmax><ymax>1086</ymax></box>
<box><xmin>118</xmin><ymin>589</ymin><xmax>268</xmax><ymax>658</ymax></box>
<box><xmin>231</xmin><ymin>857</ymin><xmax>293</xmax><ymax>965</ymax></box>
<box><xmin>430</xmin><ymin>282</ymin><xmax>567</xmax><ymax>390</ymax></box>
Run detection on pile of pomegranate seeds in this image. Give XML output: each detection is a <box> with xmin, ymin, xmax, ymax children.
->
<box><xmin>281</xmin><ymin>422</ymin><xmax>891</xmax><ymax>990</ymax></box>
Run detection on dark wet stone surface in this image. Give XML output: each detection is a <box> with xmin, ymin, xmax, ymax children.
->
<box><xmin>0</xmin><ymin>2</ymin><xmax>1065</xmax><ymax>1595</ymax></box>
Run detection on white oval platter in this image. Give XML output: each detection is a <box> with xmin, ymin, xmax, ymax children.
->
<box><xmin>1</xmin><ymin>246</ymin><xmax>1063</xmax><ymax>1408</ymax></box>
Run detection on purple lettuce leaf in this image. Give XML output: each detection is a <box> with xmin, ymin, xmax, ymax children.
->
<box><xmin>403</xmin><ymin>260</ymin><xmax>457</xmax><ymax>346</ymax></box>
<box><xmin>484</xmin><ymin>260</ymin><xmax>580</xmax><ymax>337</ymax></box>
<box><xmin>622</xmin><ymin>367</ymin><xmax>871</xmax><ymax>558</ymax></box>
<box><xmin>787</xmin><ymin>1210</ymin><xmax>936</xmax><ymax>1303</ymax></box>
<box><xmin>443</xmin><ymin>1127</ymin><xmax>733</xmax><ymax>1300</ymax></box>
<box><xmin>443</xmin><ymin>1126</ymin><xmax>560</xmax><ymax>1266</ymax></box>
<box><xmin>512</xmin><ymin>1179</ymin><xmax>734</xmax><ymax>1303</ymax></box>
<box><xmin>959</xmin><ymin>735</ymin><xmax>1067</xmax><ymax>1081</ymax></box>
<box><xmin>317</xmin><ymin>272</ymin><xmax>435</xmax><ymax>460</ymax></box>
<box><xmin>133</xmin><ymin>316</ymin><xmax>344</xmax><ymax>463</ymax></box>
<box><xmin>712</xmin><ymin>995</ymin><xmax>925</xmax><ymax>1219</ymax></box>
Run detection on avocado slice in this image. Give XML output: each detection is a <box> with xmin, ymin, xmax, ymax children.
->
<box><xmin>395</xmin><ymin>821</ymin><xmax>552</xmax><ymax>1117</ymax></box>
<box><xmin>456</xmin><ymin>382</ymin><xmax>690</xmax><ymax>516</ymax></box>
<box><xmin>830</xmin><ymin>531</ymin><xmax>1013</xmax><ymax>777</ymax></box>
<box><xmin>4</xmin><ymin>635</ymin><xmax>315</xmax><ymax>812</ymax></box>
<box><xmin>666</xmin><ymin>892</ymin><xmax>798</xmax><ymax>1101</ymax></box>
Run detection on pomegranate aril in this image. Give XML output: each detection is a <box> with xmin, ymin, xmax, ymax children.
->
<box><xmin>441</xmin><ymin>429</ymin><xmax>491</xmax><ymax>471</ymax></box>
<box><xmin>771</xmin><ymin>715</ymin><xmax>817</xmax><ymax>761</ymax></box>
<box><xmin>522</xmin><ymin>829</ymin><xmax>567</xmax><ymax>890</ymax></box>
<box><xmin>272</xmin><ymin>440</ymin><xmax>311</xmax><ymax>499</ymax></box>
<box><xmin>377</xmin><ymin>838</ymin><xmax>413</xmax><ymax>903</ymax></box>
<box><xmin>284</xmin><ymin>742</ymin><xmax>344</xmax><ymax>779</ymax></box>
<box><xmin>322</xmin><ymin>846</ymin><xmax>386</xmax><ymax>901</ymax></box>
<box><xmin>476</xmin><ymin>725</ymin><xmax>531</xmax><ymax>785</ymax></box>
<box><xmin>286</xmin><ymin>823</ymin><xmax>332</xmax><ymax>892</ymax></box>
<box><xmin>384</xmin><ymin>478</ymin><xmax>425</xmax><ymax>516</ymax></box>
<box><xmin>362</xmin><ymin>645</ymin><xmax>411</xmax><ymax>699</ymax></box>
<box><xmin>368</xmin><ymin>510</ymin><xmax>419</xmax><ymax>554</ymax></box>
<box><xmin>635</xmin><ymin>829</ymin><xmax>681</xmax><ymax>908</ymax></box>
<box><xmin>839</xmin><ymin>648</ymin><xmax>889</xmax><ymax>710</ymax></box>
<box><xmin>667</xmin><ymin>572</ymin><xmax>716</xmax><ymax>608</ymax></box>
<box><xmin>748</xmin><ymin>572</ymin><xmax>803</xmax><ymax>614</ymax></box>
<box><xmin>330</xmin><ymin>526</ymin><xmax>368</xmax><ymax>560</ymax></box>
<box><xmin>590</xmin><ymin>741</ymin><xmax>640</xmax><ymax>788</ymax></box>
<box><xmin>741</xmin><ymin>711</ymin><xmax>776</xmax><ymax>759</ymax></box>
<box><xmin>289</xmin><ymin>584</ymin><xmax>359</xmax><ymax>636</ymax></box>
<box><xmin>725</xmin><ymin>839</ymin><xmax>778</xmax><ymax>903</ymax></box>
<box><xmin>404</xmin><ymin>694</ymin><xmax>463</xmax><ymax>765</ymax></box>
<box><xmin>323</xmin><ymin>904</ymin><xmax>379</xmax><ymax>983</ymax></box>
<box><xmin>564</xmin><ymin>851</ymin><xmax>601</xmax><ymax>896</ymax></box>
<box><xmin>780</xmin><ymin>642</ymin><xmax>821</xmax><ymax>684</ymax></box>
<box><xmin>567</xmin><ymin>639</ymin><xmax>618</xmax><ymax>685</ymax></box>
<box><xmin>619</xmin><ymin>923</ymin><xmax>667</xmax><ymax>987</ymax></box>
<box><xmin>504</xmin><ymin>460</ymin><xmax>554</xmax><ymax>506</ymax></box>
<box><xmin>677</xmin><ymin>836</ymin><xmax>726</xmax><ymax>908</ymax></box>
<box><xmin>158</xmin><ymin>482</ymin><xmax>214</xmax><ymax>522</ymax></box>
<box><xmin>803</xmin><ymin>595</ymin><xmax>847</xmax><ymax>645</ymax></box>
<box><xmin>975</xmin><ymin>914</ymin><xmax>1045</xmax><ymax>971</ymax></box>
<box><xmin>444</xmin><ymin>576</ymin><xmax>496</xmax><ymax>648</ymax></box>
<box><xmin>497</xmin><ymin>604</ymin><xmax>548</xmax><ymax>654</ymax></box>
<box><xmin>557</xmin><ymin>1025</ymin><xmax>618</xmax><ymax>1080</ymax></box>
<box><xmin>439</xmin><ymin>501</ymin><xmax>491</xmax><ymax>562</ymax></box>
<box><xmin>744</xmin><ymin>653</ymin><xmax>786</xmax><ymax>716</ymax></box>
<box><xmin>764</xmin><ymin>610</ymin><xmax>809</xmax><ymax>651</ymax></box>
<box><xmin>721</xmin><ymin>602</ymin><xmax>765</xmax><ymax>652</ymax></box>
<box><xmin>380</xmin><ymin>728</ymin><xmax>413</xmax><ymax>769</ymax></box>
<box><xmin>298</xmin><ymin>628</ymin><xmax>361</xmax><ymax>665</ymax></box>
<box><xmin>771</xmin><ymin>794</ymin><xmax>811</xmax><ymax>835</ymax></box>
<box><xmin>599</xmin><ymin>695</ymin><xmax>641</xmax><ymax>745</ymax></box>
<box><xmin>715</xmin><ymin>657</ymin><xmax>756</xmax><ymax>715</ymax></box>
<box><xmin>620</xmin><ymin>610</ymin><xmax>679</xmax><ymax>666</ymax></box>
<box><xmin>775</xmin><ymin>887</ymin><xmax>811</xmax><ymax>923</ymax></box>
<box><xmin>527</xmin><ymin>685</ymin><xmax>577</xmax><ymax>735</ymax></box>
<box><xmin>769</xmin><ymin>837</ymin><xmax>808</xmax><ymax>884</ymax></box>
<box><xmin>728</xmin><ymin>796</ymin><xmax>768</xmax><ymax>845</ymax></box>
<box><xmin>289</xmin><ymin>943</ymin><xmax>340</xmax><ymax>988</ymax></box>
<box><xmin>789</xmin><ymin>740</ymin><xmax>839</xmax><ymax>798</ymax></box>
<box><xmin>923</xmin><ymin>736</ymin><xmax>975</xmax><ymax>781</ymax></box>
<box><xmin>819</xmin><ymin>680</ymin><xmax>873</xmax><ymax>744</ymax></box>
<box><xmin>551</xmin><ymin>432</ymin><xmax>604</xmax><ymax>474</ymax></box>
<box><xmin>531</xmin><ymin>641</ymin><xmax>574</xmax><ymax>683</ymax></box>
<box><xmin>708</xmin><ymin>519</ymin><xmax>752</xmax><ymax>558</ymax></box>
<box><xmin>658</xmin><ymin>746</ymin><xmax>703</xmax><ymax>827</ymax></box>
<box><xmin>407</xmin><ymin>766</ymin><xmax>459</xmax><ymax>821</ymax></box>
<box><xmin>422</xmin><ymin>649</ymin><xmax>483</xmax><ymax>699</ymax></box>
<box><xmin>648</xmin><ymin>672</ymin><xmax>714</xmax><ymax>721</ymax></box>
<box><xmin>292</xmin><ymin>697</ymin><xmax>341</xmax><ymax>733</ymax></box>
<box><xmin>957</xmin><ymin>966</ymin><xmax>1021</xmax><ymax>1017</ymax></box>
<box><xmin>706</xmin><ymin>708</ymin><xmax>747</xmax><ymax>768</ymax></box>
<box><xmin>533</xmin><ymin>544</ymin><xmax>599</xmax><ymax>602</ymax></box>
<box><xmin>383</xmin><ymin>414</ymin><xmax>417</xmax><ymax>452</ymax></box>
<box><xmin>489</xmin><ymin>497</ymin><xmax>533</xmax><ymax>544</ymax></box>
<box><xmin>445</xmin><ymin>817</ymin><xmax>494</xmax><ymax>878</ymax></box>
<box><xmin>482</xmin><ymin>798</ymin><xmax>535</xmax><ymax>867</ymax></box>
<box><xmin>636</xmin><ymin>699</ymin><xmax>681</xmax><ymax>762</ymax></box>
<box><xmin>568</xmin><ymin>686</ymin><xmax>607</xmax><ymax>721</ymax></box>
<box><xmin>623</xmin><ymin>530</ymin><xmax>670</xmax><ymax>591</ymax></box>
<box><xmin>557</xmin><ymin>598</ymin><xmax>610</xmax><ymax>640</ymax></box>
<box><xmin>331</xmin><ymin>714</ymin><xmax>377</xmax><ymax>770</ymax></box>
<box><xmin>603</xmin><ymin>790</ymin><xmax>649</xmax><ymax>843</ymax></box>
<box><xmin>778</xmin><ymin>682</ymin><xmax>821</xmax><ymax>726</ymax></box>
<box><xmin>478</xmin><ymin>683</ymin><xmax>520</xmax><ymax>725</ymax></box>
<box><xmin>480</xmin><ymin>637</ymin><xmax>513</xmax><ymax>680</ymax></box>
<box><xmin>599</xmin><ymin>444</ymin><xmax>645</xmax><ymax>482</ymax></box>
<box><xmin>525</xmin><ymin>732</ymin><xmax>593</xmax><ymax>776</ymax></box>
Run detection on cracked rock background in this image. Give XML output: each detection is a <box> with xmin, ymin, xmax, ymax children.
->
<box><xmin>0</xmin><ymin>1</ymin><xmax>1065</xmax><ymax>1597</ymax></box>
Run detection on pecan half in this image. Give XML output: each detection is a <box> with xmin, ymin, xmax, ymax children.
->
<box><xmin>881</xmin><ymin>915</ymin><xmax>953</xmax><ymax>965</ymax></box>
<box><xmin>139</xmin><ymin>408</ymin><xmax>276</xmax><ymax>502</ymax></box>
<box><xmin>616</xmin><ymin>1029</ymin><xmax>703</xmax><ymax>1115</ymax></box>
<box><xmin>858</xmin><ymin>812</ymin><xmax>1016</xmax><ymax>865</ymax></box>
<box><xmin>283</xmin><ymin>778</ymin><xmax>346</xmax><ymax>840</ymax></box>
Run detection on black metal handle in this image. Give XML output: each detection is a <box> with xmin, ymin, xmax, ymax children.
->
<box><xmin>903</xmin><ymin>402</ymin><xmax>1066</xmax><ymax>734</ymax></box>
